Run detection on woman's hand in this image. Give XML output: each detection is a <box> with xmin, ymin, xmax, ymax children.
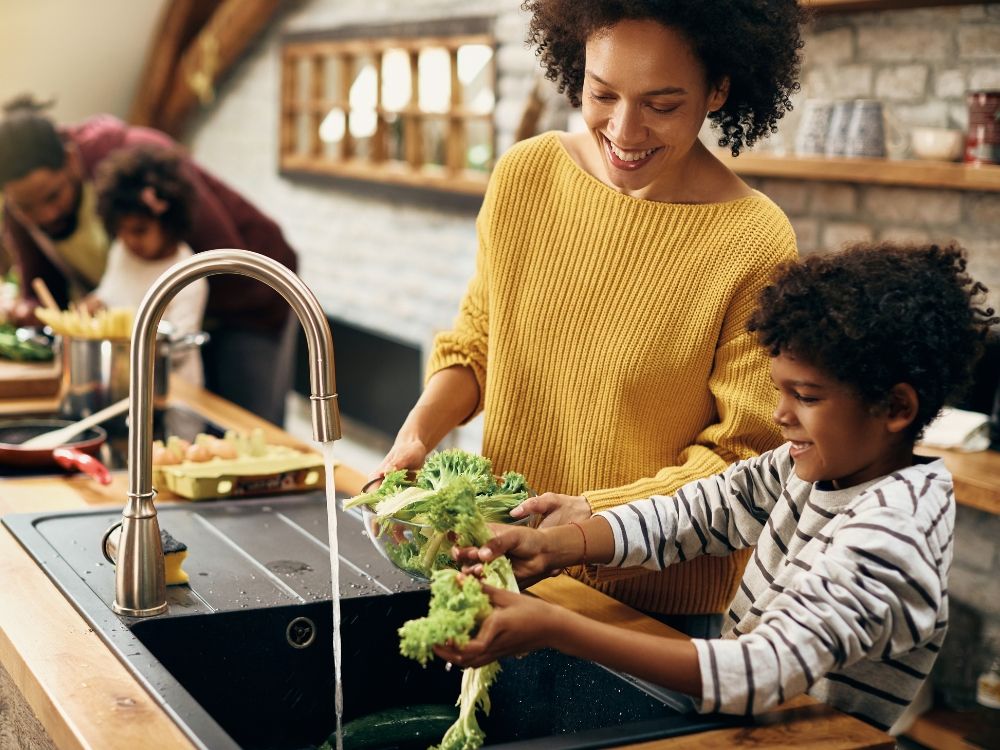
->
<box><xmin>433</xmin><ymin>584</ymin><xmax>558</xmax><ymax>668</ymax></box>
<box><xmin>510</xmin><ymin>492</ymin><xmax>591</xmax><ymax>528</ymax></box>
<box><xmin>453</xmin><ymin>525</ymin><xmax>559</xmax><ymax>588</ymax></box>
<box><xmin>370</xmin><ymin>435</ymin><xmax>429</xmax><ymax>481</ymax></box>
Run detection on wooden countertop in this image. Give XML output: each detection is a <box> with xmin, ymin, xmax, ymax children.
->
<box><xmin>0</xmin><ymin>380</ymin><xmax>893</xmax><ymax>750</ymax></box>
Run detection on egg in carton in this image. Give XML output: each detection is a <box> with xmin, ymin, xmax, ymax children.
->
<box><xmin>151</xmin><ymin>428</ymin><xmax>325</xmax><ymax>500</ymax></box>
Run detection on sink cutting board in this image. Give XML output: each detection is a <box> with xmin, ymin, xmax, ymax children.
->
<box><xmin>0</xmin><ymin>358</ymin><xmax>61</xmax><ymax>399</ymax></box>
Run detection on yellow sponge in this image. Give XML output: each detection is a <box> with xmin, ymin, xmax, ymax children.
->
<box><xmin>160</xmin><ymin>529</ymin><xmax>189</xmax><ymax>586</ymax></box>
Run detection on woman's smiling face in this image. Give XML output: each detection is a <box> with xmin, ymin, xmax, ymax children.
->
<box><xmin>581</xmin><ymin>19</ymin><xmax>727</xmax><ymax>199</ymax></box>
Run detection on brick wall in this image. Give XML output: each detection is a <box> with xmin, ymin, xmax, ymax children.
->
<box><xmin>749</xmin><ymin>4</ymin><xmax>1000</xmax><ymax>312</ymax></box>
<box><xmin>185</xmin><ymin>0</ymin><xmax>1000</xmax><ymax>705</ymax></box>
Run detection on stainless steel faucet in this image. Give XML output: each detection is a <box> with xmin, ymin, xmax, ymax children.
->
<box><xmin>109</xmin><ymin>249</ymin><xmax>341</xmax><ymax>617</ymax></box>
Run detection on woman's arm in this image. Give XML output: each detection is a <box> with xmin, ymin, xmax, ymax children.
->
<box><xmin>377</xmin><ymin>365</ymin><xmax>480</xmax><ymax>474</ymax></box>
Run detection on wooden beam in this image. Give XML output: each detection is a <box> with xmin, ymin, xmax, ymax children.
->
<box><xmin>129</xmin><ymin>0</ymin><xmax>222</xmax><ymax>127</ymax></box>
<box><xmin>157</xmin><ymin>0</ymin><xmax>283</xmax><ymax>137</ymax></box>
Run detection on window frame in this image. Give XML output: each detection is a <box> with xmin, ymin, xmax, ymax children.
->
<box><xmin>279</xmin><ymin>17</ymin><xmax>497</xmax><ymax>197</ymax></box>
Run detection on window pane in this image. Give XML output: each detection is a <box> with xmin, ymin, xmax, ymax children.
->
<box><xmin>422</xmin><ymin>116</ymin><xmax>447</xmax><ymax>168</ymax></box>
<box><xmin>324</xmin><ymin>57</ymin><xmax>344</xmax><ymax>103</ymax></box>
<box><xmin>320</xmin><ymin>107</ymin><xmax>346</xmax><ymax>149</ymax></box>
<box><xmin>349</xmin><ymin>56</ymin><xmax>378</xmax><ymax>142</ymax></box>
<box><xmin>381</xmin><ymin>49</ymin><xmax>411</xmax><ymax>112</ymax></box>
<box><xmin>418</xmin><ymin>48</ymin><xmax>450</xmax><ymax>114</ymax></box>
<box><xmin>457</xmin><ymin>44</ymin><xmax>494</xmax><ymax>114</ymax></box>
<box><xmin>465</xmin><ymin>119</ymin><xmax>493</xmax><ymax>171</ymax></box>
<box><xmin>384</xmin><ymin>112</ymin><xmax>405</xmax><ymax>162</ymax></box>
<box><xmin>296</xmin><ymin>112</ymin><xmax>312</xmax><ymax>155</ymax></box>
<box><xmin>296</xmin><ymin>56</ymin><xmax>312</xmax><ymax>102</ymax></box>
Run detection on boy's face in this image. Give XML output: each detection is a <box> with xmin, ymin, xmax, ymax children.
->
<box><xmin>770</xmin><ymin>352</ymin><xmax>909</xmax><ymax>489</ymax></box>
<box><xmin>117</xmin><ymin>216</ymin><xmax>174</xmax><ymax>261</ymax></box>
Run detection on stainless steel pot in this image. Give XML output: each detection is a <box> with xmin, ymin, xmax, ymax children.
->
<box><xmin>59</xmin><ymin>323</ymin><xmax>208</xmax><ymax>419</ymax></box>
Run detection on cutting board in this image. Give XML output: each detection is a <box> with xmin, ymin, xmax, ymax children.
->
<box><xmin>0</xmin><ymin>358</ymin><xmax>62</xmax><ymax>399</ymax></box>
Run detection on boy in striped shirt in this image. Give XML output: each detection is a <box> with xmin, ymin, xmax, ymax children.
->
<box><xmin>440</xmin><ymin>242</ymin><xmax>997</xmax><ymax>731</ymax></box>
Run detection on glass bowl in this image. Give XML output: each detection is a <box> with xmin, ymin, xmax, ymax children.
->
<box><xmin>356</xmin><ymin>475</ymin><xmax>537</xmax><ymax>582</ymax></box>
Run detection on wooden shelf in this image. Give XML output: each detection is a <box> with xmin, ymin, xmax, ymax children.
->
<box><xmin>803</xmin><ymin>0</ymin><xmax>977</xmax><ymax>12</ymax></box>
<box><xmin>718</xmin><ymin>151</ymin><xmax>1000</xmax><ymax>192</ymax></box>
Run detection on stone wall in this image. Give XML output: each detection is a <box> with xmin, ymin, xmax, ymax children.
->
<box><xmin>185</xmin><ymin>0</ymin><xmax>1000</xmax><ymax>707</ymax></box>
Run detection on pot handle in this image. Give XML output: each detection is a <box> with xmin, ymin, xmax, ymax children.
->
<box><xmin>52</xmin><ymin>447</ymin><xmax>113</xmax><ymax>485</ymax></box>
<box><xmin>161</xmin><ymin>330</ymin><xmax>210</xmax><ymax>356</ymax></box>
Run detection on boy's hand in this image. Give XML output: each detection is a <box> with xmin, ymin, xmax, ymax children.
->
<box><xmin>510</xmin><ymin>492</ymin><xmax>591</xmax><ymax>528</ymax></box>
<box><xmin>452</xmin><ymin>525</ymin><xmax>558</xmax><ymax>587</ymax></box>
<box><xmin>433</xmin><ymin>584</ymin><xmax>557</xmax><ymax>668</ymax></box>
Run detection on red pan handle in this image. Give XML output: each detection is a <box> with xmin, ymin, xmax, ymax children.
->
<box><xmin>52</xmin><ymin>447</ymin><xmax>112</xmax><ymax>485</ymax></box>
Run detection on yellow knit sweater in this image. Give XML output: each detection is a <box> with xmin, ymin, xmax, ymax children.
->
<box><xmin>427</xmin><ymin>132</ymin><xmax>798</xmax><ymax>614</ymax></box>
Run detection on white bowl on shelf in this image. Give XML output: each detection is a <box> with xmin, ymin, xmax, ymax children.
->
<box><xmin>910</xmin><ymin>127</ymin><xmax>964</xmax><ymax>162</ymax></box>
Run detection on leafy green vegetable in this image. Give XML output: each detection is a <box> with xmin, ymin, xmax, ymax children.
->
<box><xmin>396</xmin><ymin>475</ymin><xmax>521</xmax><ymax>750</ymax></box>
<box><xmin>399</xmin><ymin>569</ymin><xmax>491</xmax><ymax>666</ymax></box>
<box><xmin>0</xmin><ymin>324</ymin><xmax>54</xmax><ymax>362</ymax></box>
<box><xmin>342</xmin><ymin>449</ymin><xmax>530</xmax><ymax>580</ymax></box>
<box><xmin>417</xmin><ymin>449</ymin><xmax>498</xmax><ymax>496</ymax></box>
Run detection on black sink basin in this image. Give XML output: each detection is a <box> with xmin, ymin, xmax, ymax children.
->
<box><xmin>3</xmin><ymin>493</ymin><xmax>737</xmax><ymax>750</ymax></box>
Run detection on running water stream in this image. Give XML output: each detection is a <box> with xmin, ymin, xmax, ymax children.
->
<box><xmin>321</xmin><ymin>442</ymin><xmax>343</xmax><ymax>750</ymax></box>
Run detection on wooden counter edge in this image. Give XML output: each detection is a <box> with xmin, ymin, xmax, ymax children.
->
<box><xmin>0</xmin><ymin>382</ymin><xmax>891</xmax><ymax>750</ymax></box>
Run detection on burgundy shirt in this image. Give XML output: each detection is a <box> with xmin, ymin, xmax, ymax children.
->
<box><xmin>3</xmin><ymin>115</ymin><xmax>296</xmax><ymax>333</ymax></box>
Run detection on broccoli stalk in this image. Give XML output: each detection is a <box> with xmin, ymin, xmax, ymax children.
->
<box><xmin>434</xmin><ymin>661</ymin><xmax>500</xmax><ymax>750</ymax></box>
<box><xmin>341</xmin><ymin>467</ymin><xmax>412</xmax><ymax>510</ymax></box>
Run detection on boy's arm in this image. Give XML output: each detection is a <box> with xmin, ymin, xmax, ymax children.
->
<box><xmin>694</xmin><ymin>505</ymin><xmax>946</xmax><ymax>716</ymax></box>
<box><xmin>596</xmin><ymin>445</ymin><xmax>792</xmax><ymax>570</ymax></box>
<box><xmin>437</xmin><ymin>585</ymin><xmax>703</xmax><ymax>699</ymax></box>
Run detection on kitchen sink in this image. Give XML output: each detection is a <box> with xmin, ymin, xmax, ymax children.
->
<box><xmin>3</xmin><ymin>492</ymin><xmax>737</xmax><ymax>750</ymax></box>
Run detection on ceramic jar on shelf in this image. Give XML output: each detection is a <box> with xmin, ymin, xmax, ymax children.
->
<box><xmin>966</xmin><ymin>90</ymin><xmax>1000</xmax><ymax>166</ymax></box>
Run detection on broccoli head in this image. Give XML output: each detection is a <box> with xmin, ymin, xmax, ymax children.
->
<box><xmin>418</xmin><ymin>449</ymin><xmax>498</xmax><ymax>496</ymax></box>
<box><xmin>398</xmin><ymin>569</ymin><xmax>492</xmax><ymax>667</ymax></box>
<box><xmin>425</xmin><ymin>477</ymin><xmax>492</xmax><ymax>548</ymax></box>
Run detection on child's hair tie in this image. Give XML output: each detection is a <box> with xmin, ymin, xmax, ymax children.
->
<box><xmin>140</xmin><ymin>186</ymin><xmax>169</xmax><ymax>216</ymax></box>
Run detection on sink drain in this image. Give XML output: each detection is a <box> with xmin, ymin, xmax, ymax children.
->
<box><xmin>286</xmin><ymin>616</ymin><xmax>317</xmax><ymax>649</ymax></box>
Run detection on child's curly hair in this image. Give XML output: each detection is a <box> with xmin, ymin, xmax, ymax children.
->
<box><xmin>748</xmin><ymin>243</ymin><xmax>999</xmax><ymax>438</ymax></box>
<box><xmin>95</xmin><ymin>145</ymin><xmax>194</xmax><ymax>241</ymax></box>
<box><xmin>522</xmin><ymin>0</ymin><xmax>806</xmax><ymax>156</ymax></box>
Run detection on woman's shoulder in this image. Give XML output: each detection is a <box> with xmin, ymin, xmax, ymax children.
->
<box><xmin>491</xmin><ymin>132</ymin><xmax>566</xmax><ymax>180</ymax></box>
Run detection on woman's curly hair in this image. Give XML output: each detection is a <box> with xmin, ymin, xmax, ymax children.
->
<box><xmin>747</xmin><ymin>243</ymin><xmax>999</xmax><ymax>438</ymax></box>
<box><xmin>95</xmin><ymin>145</ymin><xmax>194</xmax><ymax>241</ymax></box>
<box><xmin>522</xmin><ymin>0</ymin><xmax>806</xmax><ymax>156</ymax></box>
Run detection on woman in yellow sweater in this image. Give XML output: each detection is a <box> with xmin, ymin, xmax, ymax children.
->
<box><xmin>376</xmin><ymin>0</ymin><xmax>805</xmax><ymax>633</ymax></box>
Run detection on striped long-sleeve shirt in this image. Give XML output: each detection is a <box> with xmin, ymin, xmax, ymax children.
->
<box><xmin>596</xmin><ymin>443</ymin><xmax>954</xmax><ymax>731</ymax></box>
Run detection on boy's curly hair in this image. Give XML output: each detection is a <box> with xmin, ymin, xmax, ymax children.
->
<box><xmin>95</xmin><ymin>145</ymin><xmax>194</xmax><ymax>241</ymax></box>
<box><xmin>747</xmin><ymin>243</ymin><xmax>999</xmax><ymax>438</ymax></box>
<box><xmin>522</xmin><ymin>0</ymin><xmax>806</xmax><ymax>156</ymax></box>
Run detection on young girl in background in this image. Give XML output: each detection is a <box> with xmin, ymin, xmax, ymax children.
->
<box><xmin>89</xmin><ymin>145</ymin><xmax>207</xmax><ymax>385</ymax></box>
